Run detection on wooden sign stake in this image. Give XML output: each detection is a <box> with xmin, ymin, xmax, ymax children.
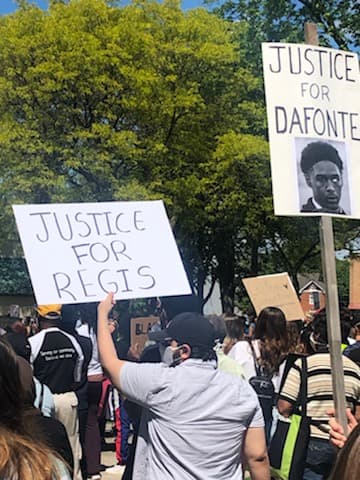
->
<box><xmin>305</xmin><ymin>22</ymin><xmax>348</xmax><ymax>436</ymax></box>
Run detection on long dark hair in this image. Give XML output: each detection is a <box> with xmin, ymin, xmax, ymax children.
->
<box><xmin>254</xmin><ymin>307</ymin><xmax>289</xmax><ymax>375</ymax></box>
<box><xmin>0</xmin><ymin>338</ymin><xmax>63</xmax><ymax>480</ymax></box>
<box><xmin>224</xmin><ymin>315</ymin><xmax>245</xmax><ymax>341</ymax></box>
<box><xmin>0</xmin><ymin>337</ymin><xmax>27</xmax><ymax>432</ymax></box>
<box><xmin>223</xmin><ymin>314</ymin><xmax>246</xmax><ymax>354</ymax></box>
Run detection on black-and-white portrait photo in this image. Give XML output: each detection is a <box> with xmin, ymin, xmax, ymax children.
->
<box><xmin>295</xmin><ymin>138</ymin><xmax>352</xmax><ymax>215</ymax></box>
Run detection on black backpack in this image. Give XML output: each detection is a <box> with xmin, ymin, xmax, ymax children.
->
<box><xmin>247</xmin><ymin>340</ymin><xmax>275</xmax><ymax>427</ymax></box>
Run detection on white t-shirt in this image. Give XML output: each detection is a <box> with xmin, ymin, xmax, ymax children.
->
<box><xmin>76</xmin><ymin>324</ymin><xmax>103</xmax><ymax>376</ymax></box>
<box><xmin>227</xmin><ymin>340</ymin><xmax>285</xmax><ymax>393</ymax></box>
<box><xmin>227</xmin><ymin>340</ymin><xmax>260</xmax><ymax>379</ymax></box>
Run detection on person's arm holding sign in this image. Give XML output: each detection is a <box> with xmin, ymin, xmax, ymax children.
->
<box><xmin>97</xmin><ymin>292</ymin><xmax>126</xmax><ymax>390</ymax></box>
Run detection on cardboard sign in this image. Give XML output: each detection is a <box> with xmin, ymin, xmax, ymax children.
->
<box><xmin>243</xmin><ymin>272</ymin><xmax>304</xmax><ymax>321</ymax></box>
<box><xmin>130</xmin><ymin>316</ymin><xmax>160</xmax><ymax>355</ymax></box>
<box><xmin>13</xmin><ymin>201</ymin><xmax>191</xmax><ymax>304</ymax></box>
<box><xmin>262</xmin><ymin>43</ymin><xmax>359</xmax><ymax>218</ymax></box>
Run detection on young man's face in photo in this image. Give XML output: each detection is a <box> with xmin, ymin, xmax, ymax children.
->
<box><xmin>306</xmin><ymin>160</ymin><xmax>343</xmax><ymax>211</ymax></box>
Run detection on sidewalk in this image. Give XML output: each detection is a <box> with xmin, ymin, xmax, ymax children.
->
<box><xmin>101</xmin><ymin>449</ymin><xmax>125</xmax><ymax>479</ymax></box>
<box><xmin>99</xmin><ymin>423</ymin><xmax>125</xmax><ymax>479</ymax></box>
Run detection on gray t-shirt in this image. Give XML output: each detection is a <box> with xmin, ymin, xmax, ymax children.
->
<box><xmin>121</xmin><ymin>359</ymin><xmax>264</xmax><ymax>480</ymax></box>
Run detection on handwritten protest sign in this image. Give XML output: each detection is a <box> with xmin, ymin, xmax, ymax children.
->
<box><xmin>243</xmin><ymin>272</ymin><xmax>304</xmax><ymax>321</ymax></box>
<box><xmin>13</xmin><ymin>201</ymin><xmax>191</xmax><ymax>304</ymax></box>
<box><xmin>262</xmin><ymin>43</ymin><xmax>359</xmax><ymax>218</ymax></box>
<box><xmin>130</xmin><ymin>316</ymin><xmax>160</xmax><ymax>355</ymax></box>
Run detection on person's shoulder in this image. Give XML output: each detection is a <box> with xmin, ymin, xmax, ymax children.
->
<box><xmin>216</xmin><ymin>367</ymin><xmax>249</xmax><ymax>387</ymax></box>
<box><xmin>345</xmin><ymin>343</ymin><xmax>360</xmax><ymax>362</ymax></box>
<box><xmin>217</xmin><ymin>350</ymin><xmax>245</xmax><ymax>378</ymax></box>
<box><xmin>37</xmin><ymin>414</ymin><xmax>67</xmax><ymax>436</ymax></box>
<box><xmin>347</xmin><ymin>351</ymin><xmax>360</xmax><ymax>368</ymax></box>
<box><xmin>230</xmin><ymin>339</ymin><xmax>251</xmax><ymax>354</ymax></box>
<box><xmin>343</xmin><ymin>354</ymin><xmax>360</xmax><ymax>372</ymax></box>
<box><xmin>344</xmin><ymin>342</ymin><xmax>360</xmax><ymax>355</ymax></box>
<box><xmin>122</xmin><ymin>360</ymin><xmax>167</xmax><ymax>377</ymax></box>
<box><xmin>76</xmin><ymin>323</ymin><xmax>89</xmax><ymax>337</ymax></box>
<box><xmin>214</xmin><ymin>358</ymin><xmax>248</xmax><ymax>383</ymax></box>
<box><xmin>28</xmin><ymin>328</ymin><xmax>46</xmax><ymax>346</ymax></box>
<box><xmin>301</xmin><ymin>198</ymin><xmax>316</xmax><ymax>212</ymax></box>
<box><xmin>120</xmin><ymin>361</ymin><xmax>171</xmax><ymax>397</ymax></box>
<box><xmin>307</xmin><ymin>352</ymin><xmax>330</xmax><ymax>364</ymax></box>
<box><xmin>28</xmin><ymin>329</ymin><xmax>42</xmax><ymax>339</ymax></box>
<box><xmin>215</xmin><ymin>367</ymin><xmax>261</xmax><ymax>409</ymax></box>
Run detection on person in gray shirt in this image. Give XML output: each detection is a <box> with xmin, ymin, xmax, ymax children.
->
<box><xmin>97</xmin><ymin>293</ymin><xmax>270</xmax><ymax>480</ymax></box>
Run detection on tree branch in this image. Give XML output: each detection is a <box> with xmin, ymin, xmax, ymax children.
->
<box><xmin>203</xmin><ymin>275</ymin><xmax>218</xmax><ymax>306</ymax></box>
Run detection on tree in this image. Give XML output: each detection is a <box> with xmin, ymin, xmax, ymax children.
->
<box><xmin>211</xmin><ymin>0</ymin><xmax>305</xmax><ymax>74</ymax></box>
<box><xmin>336</xmin><ymin>258</ymin><xmax>349</xmax><ymax>306</ymax></box>
<box><xmin>199</xmin><ymin>131</ymin><xmax>271</xmax><ymax>311</ymax></box>
<box><xmin>0</xmin><ymin>0</ymin><xmax>267</xmax><ymax>309</ymax></box>
<box><xmin>0</xmin><ymin>1</ymin><xmax>240</xmax><ymax>221</ymax></box>
<box><xmin>5</xmin><ymin>1</ymin><xmax>355</xmax><ymax>310</ymax></box>
<box><xmin>213</xmin><ymin>1</ymin><xmax>359</xmax><ymax>61</ymax></box>
<box><xmin>209</xmin><ymin>0</ymin><xmax>360</xmax><ymax>300</ymax></box>
<box><xmin>0</xmin><ymin>258</ymin><xmax>32</xmax><ymax>295</ymax></box>
<box><xmin>264</xmin><ymin>217</ymin><xmax>321</xmax><ymax>292</ymax></box>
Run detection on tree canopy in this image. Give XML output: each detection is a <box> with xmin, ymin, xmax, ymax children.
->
<box><xmin>0</xmin><ymin>0</ymin><xmax>268</xmax><ymax>308</ymax></box>
<box><xmin>0</xmin><ymin>0</ymin><xmax>358</xmax><ymax>309</ymax></box>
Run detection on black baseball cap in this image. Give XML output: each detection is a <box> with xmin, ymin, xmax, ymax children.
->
<box><xmin>153</xmin><ymin>312</ymin><xmax>216</xmax><ymax>349</ymax></box>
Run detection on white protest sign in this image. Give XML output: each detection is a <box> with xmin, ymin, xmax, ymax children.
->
<box><xmin>13</xmin><ymin>201</ymin><xmax>191</xmax><ymax>304</ymax></box>
<box><xmin>262</xmin><ymin>43</ymin><xmax>359</xmax><ymax>218</ymax></box>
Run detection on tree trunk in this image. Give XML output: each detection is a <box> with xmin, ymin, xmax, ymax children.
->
<box><xmin>217</xmin><ymin>240</ymin><xmax>235</xmax><ymax>314</ymax></box>
<box><xmin>290</xmin><ymin>270</ymin><xmax>300</xmax><ymax>295</ymax></box>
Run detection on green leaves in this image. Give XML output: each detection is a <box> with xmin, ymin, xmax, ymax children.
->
<box><xmin>4</xmin><ymin>1</ymin><xmax>355</xmax><ymax>308</ymax></box>
<box><xmin>0</xmin><ymin>1</ymin><xmax>258</xmax><ymax>264</ymax></box>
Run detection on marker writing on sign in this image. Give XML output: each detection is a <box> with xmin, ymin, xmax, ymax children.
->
<box><xmin>52</xmin><ymin>265</ymin><xmax>156</xmax><ymax>301</ymax></box>
<box><xmin>71</xmin><ymin>241</ymin><xmax>132</xmax><ymax>264</ymax></box>
<box><xmin>29</xmin><ymin>210</ymin><xmax>146</xmax><ymax>242</ymax></box>
<box><xmin>274</xmin><ymin>107</ymin><xmax>359</xmax><ymax>140</ymax></box>
<box><xmin>267</xmin><ymin>45</ymin><xmax>357</xmax><ymax>82</ymax></box>
<box><xmin>265</xmin><ymin>45</ymin><xmax>359</xmax><ymax>141</ymax></box>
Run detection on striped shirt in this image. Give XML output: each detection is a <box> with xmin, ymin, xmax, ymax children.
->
<box><xmin>279</xmin><ymin>353</ymin><xmax>360</xmax><ymax>440</ymax></box>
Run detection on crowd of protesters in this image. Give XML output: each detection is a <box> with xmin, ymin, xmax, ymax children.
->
<box><xmin>0</xmin><ymin>292</ymin><xmax>360</xmax><ymax>480</ymax></box>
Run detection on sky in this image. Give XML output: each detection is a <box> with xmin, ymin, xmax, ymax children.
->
<box><xmin>0</xmin><ymin>0</ymin><xmax>206</xmax><ymax>15</ymax></box>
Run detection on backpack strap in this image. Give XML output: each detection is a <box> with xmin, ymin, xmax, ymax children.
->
<box><xmin>299</xmin><ymin>356</ymin><xmax>308</xmax><ymax>417</ymax></box>
<box><xmin>292</xmin><ymin>356</ymin><xmax>308</xmax><ymax>417</ymax></box>
<box><xmin>247</xmin><ymin>338</ymin><xmax>262</xmax><ymax>376</ymax></box>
